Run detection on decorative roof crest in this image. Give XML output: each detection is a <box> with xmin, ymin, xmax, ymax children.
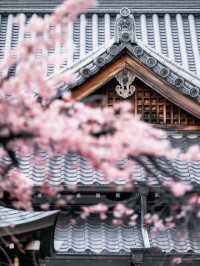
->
<box><xmin>115</xmin><ymin>69</ymin><xmax>136</xmax><ymax>99</ymax></box>
<box><xmin>115</xmin><ymin>7</ymin><xmax>136</xmax><ymax>43</ymax></box>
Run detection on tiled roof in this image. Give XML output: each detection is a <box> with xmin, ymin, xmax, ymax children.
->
<box><xmin>54</xmin><ymin>214</ymin><xmax>144</xmax><ymax>255</ymax></box>
<box><xmin>0</xmin><ymin>206</ymin><xmax>57</xmax><ymax>228</ymax></box>
<box><xmin>0</xmin><ymin>132</ymin><xmax>199</xmax><ymax>187</ymax></box>
<box><xmin>150</xmin><ymin>226</ymin><xmax>200</xmax><ymax>253</ymax></box>
<box><xmin>0</xmin><ymin>206</ymin><xmax>58</xmax><ymax>236</ymax></box>
<box><xmin>16</xmin><ymin>153</ymin><xmax>200</xmax><ymax>187</ymax></box>
<box><xmin>59</xmin><ymin>40</ymin><xmax>200</xmax><ymax>105</ymax></box>
<box><xmin>0</xmin><ymin>11</ymin><xmax>200</xmax><ymax>78</ymax></box>
<box><xmin>54</xmin><ymin>214</ymin><xmax>200</xmax><ymax>255</ymax></box>
<box><xmin>1</xmin><ymin>1</ymin><xmax>200</xmax><ymax>11</ymax></box>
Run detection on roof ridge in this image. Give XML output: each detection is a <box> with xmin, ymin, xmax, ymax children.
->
<box><xmin>1</xmin><ymin>0</ymin><xmax>200</xmax><ymax>12</ymax></box>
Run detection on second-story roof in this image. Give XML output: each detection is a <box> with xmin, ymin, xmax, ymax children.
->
<box><xmin>0</xmin><ymin>1</ymin><xmax>200</xmax><ymax>80</ymax></box>
<box><xmin>0</xmin><ymin>131</ymin><xmax>199</xmax><ymax>188</ymax></box>
<box><xmin>1</xmin><ymin>0</ymin><xmax>200</xmax><ymax>12</ymax></box>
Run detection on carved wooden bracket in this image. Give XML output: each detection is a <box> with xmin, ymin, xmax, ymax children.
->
<box><xmin>115</xmin><ymin>69</ymin><xmax>136</xmax><ymax>98</ymax></box>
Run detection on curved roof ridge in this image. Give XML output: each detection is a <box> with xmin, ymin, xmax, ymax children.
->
<box><xmin>55</xmin><ymin>38</ymin><xmax>200</xmax><ymax>106</ymax></box>
<box><xmin>57</xmin><ymin>37</ymin><xmax>200</xmax><ymax>89</ymax></box>
<box><xmin>1</xmin><ymin>11</ymin><xmax>200</xmax><ymax>78</ymax></box>
<box><xmin>47</xmin><ymin>39</ymin><xmax>114</xmax><ymax>81</ymax></box>
<box><xmin>1</xmin><ymin>0</ymin><xmax>200</xmax><ymax>12</ymax></box>
<box><xmin>0</xmin><ymin>206</ymin><xmax>59</xmax><ymax>236</ymax></box>
<box><xmin>138</xmin><ymin>40</ymin><xmax>200</xmax><ymax>88</ymax></box>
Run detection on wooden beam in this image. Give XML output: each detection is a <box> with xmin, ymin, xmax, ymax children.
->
<box><xmin>0</xmin><ymin>214</ymin><xmax>57</xmax><ymax>237</ymax></box>
<box><xmin>72</xmin><ymin>53</ymin><xmax>200</xmax><ymax>119</ymax></box>
<box><xmin>125</xmin><ymin>55</ymin><xmax>200</xmax><ymax>119</ymax></box>
<box><xmin>72</xmin><ymin>56</ymin><xmax>126</xmax><ymax>100</ymax></box>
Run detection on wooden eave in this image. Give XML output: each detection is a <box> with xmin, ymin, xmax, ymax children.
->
<box><xmin>71</xmin><ymin>52</ymin><xmax>200</xmax><ymax>120</ymax></box>
<box><xmin>45</xmin><ymin>251</ymin><xmax>200</xmax><ymax>266</ymax></box>
<box><xmin>0</xmin><ymin>213</ymin><xmax>58</xmax><ymax>237</ymax></box>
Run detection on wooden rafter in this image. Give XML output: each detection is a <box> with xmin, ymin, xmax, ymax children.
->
<box><xmin>72</xmin><ymin>53</ymin><xmax>200</xmax><ymax>120</ymax></box>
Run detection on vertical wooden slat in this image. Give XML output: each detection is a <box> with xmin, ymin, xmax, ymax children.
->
<box><xmin>88</xmin><ymin>78</ymin><xmax>200</xmax><ymax>127</ymax></box>
<box><xmin>134</xmin><ymin>87</ymin><xmax>137</xmax><ymax>115</ymax></box>
<box><xmin>178</xmin><ymin>109</ymin><xmax>181</xmax><ymax>125</ymax></box>
<box><xmin>163</xmin><ymin>99</ymin><xmax>167</xmax><ymax>124</ymax></box>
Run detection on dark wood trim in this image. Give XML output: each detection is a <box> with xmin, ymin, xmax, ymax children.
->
<box><xmin>72</xmin><ymin>57</ymin><xmax>126</xmax><ymax>100</ymax></box>
<box><xmin>155</xmin><ymin>125</ymin><xmax>200</xmax><ymax>131</ymax></box>
<box><xmin>125</xmin><ymin>55</ymin><xmax>200</xmax><ymax>119</ymax></box>
<box><xmin>0</xmin><ymin>214</ymin><xmax>58</xmax><ymax>237</ymax></box>
<box><xmin>45</xmin><ymin>252</ymin><xmax>200</xmax><ymax>266</ymax></box>
<box><xmin>72</xmin><ymin>54</ymin><xmax>200</xmax><ymax>120</ymax></box>
<box><xmin>45</xmin><ymin>255</ymin><xmax>131</xmax><ymax>266</ymax></box>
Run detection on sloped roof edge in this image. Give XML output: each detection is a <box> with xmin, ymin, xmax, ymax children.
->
<box><xmin>56</xmin><ymin>41</ymin><xmax>200</xmax><ymax>106</ymax></box>
<box><xmin>0</xmin><ymin>206</ymin><xmax>59</xmax><ymax>236</ymax></box>
<box><xmin>5</xmin><ymin>131</ymin><xmax>200</xmax><ymax>188</ymax></box>
<box><xmin>52</xmin><ymin>7</ymin><xmax>200</xmax><ymax>106</ymax></box>
<box><xmin>54</xmin><ymin>213</ymin><xmax>200</xmax><ymax>255</ymax></box>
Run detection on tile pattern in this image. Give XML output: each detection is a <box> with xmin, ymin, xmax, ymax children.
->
<box><xmin>54</xmin><ymin>214</ymin><xmax>144</xmax><ymax>254</ymax></box>
<box><xmin>0</xmin><ymin>206</ymin><xmax>58</xmax><ymax>228</ymax></box>
<box><xmin>0</xmin><ymin>11</ymin><xmax>200</xmax><ymax>76</ymax></box>
<box><xmin>149</xmin><ymin>226</ymin><xmax>200</xmax><ymax>253</ymax></box>
<box><xmin>54</xmin><ymin>214</ymin><xmax>200</xmax><ymax>255</ymax></box>
<box><xmin>1</xmin><ymin>0</ymin><xmax>200</xmax><ymax>11</ymax></box>
<box><xmin>0</xmin><ymin>133</ymin><xmax>199</xmax><ymax>187</ymax></box>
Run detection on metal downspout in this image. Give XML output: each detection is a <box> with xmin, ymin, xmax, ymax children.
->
<box><xmin>140</xmin><ymin>192</ymin><xmax>151</xmax><ymax>248</ymax></box>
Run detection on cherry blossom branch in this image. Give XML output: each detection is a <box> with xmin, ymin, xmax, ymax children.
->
<box><xmin>0</xmin><ymin>0</ymin><xmax>199</xmax><ymax>236</ymax></box>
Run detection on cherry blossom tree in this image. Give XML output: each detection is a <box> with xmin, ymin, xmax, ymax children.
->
<box><xmin>0</xmin><ymin>0</ymin><xmax>200</xmax><ymax>233</ymax></box>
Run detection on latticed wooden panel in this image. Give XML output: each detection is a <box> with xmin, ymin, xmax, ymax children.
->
<box><xmin>88</xmin><ymin>78</ymin><xmax>200</xmax><ymax>127</ymax></box>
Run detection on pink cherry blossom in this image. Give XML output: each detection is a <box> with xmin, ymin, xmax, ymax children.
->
<box><xmin>81</xmin><ymin>203</ymin><xmax>108</xmax><ymax>219</ymax></box>
<box><xmin>180</xmin><ymin>145</ymin><xmax>200</xmax><ymax>161</ymax></box>
<box><xmin>0</xmin><ymin>0</ymin><xmax>199</xmax><ymax>218</ymax></box>
<box><xmin>172</xmin><ymin>257</ymin><xmax>182</xmax><ymax>265</ymax></box>
<box><xmin>165</xmin><ymin>181</ymin><xmax>192</xmax><ymax>197</ymax></box>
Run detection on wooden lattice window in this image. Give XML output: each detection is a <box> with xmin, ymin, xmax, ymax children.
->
<box><xmin>87</xmin><ymin>78</ymin><xmax>200</xmax><ymax>128</ymax></box>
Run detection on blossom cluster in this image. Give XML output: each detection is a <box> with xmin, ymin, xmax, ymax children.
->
<box><xmin>0</xmin><ymin>0</ymin><xmax>199</xmax><ymax>219</ymax></box>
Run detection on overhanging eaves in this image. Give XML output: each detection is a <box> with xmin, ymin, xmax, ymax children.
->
<box><xmin>0</xmin><ymin>206</ymin><xmax>59</xmax><ymax>236</ymax></box>
<box><xmin>56</xmin><ymin>42</ymin><xmax>200</xmax><ymax>118</ymax></box>
<box><xmin>54</xmin><ymin>8</ymin><xmax>200</xmax><ymax>119</ymax></box>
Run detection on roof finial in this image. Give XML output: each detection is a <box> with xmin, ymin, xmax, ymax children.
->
<box><xmin>115</xmin><ymin>7</ymin><xmax>136</xmax><ymax>44</ymax></box>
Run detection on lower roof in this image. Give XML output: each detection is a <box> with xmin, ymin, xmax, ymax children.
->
<box><xmin>0</xmin><ymin>206</ymin><xmax>58</xmax><ymax>236</ymax></box>
<box><xmin>0</xmin><ymin>205</ymin><xmax>200</xmax><ymax>255</ymax></box>
<box><xmin>1</xmin><ymin>131</ymin><xmax>199</xmax><ymax>188</ymax></box>
<box><xmin>54</xmin><ymin>213</ymin><xmax>200</xmax><ymax>255</ymax></box>
<box><xmin>54</xmin><ymin>214</ymin><xmax>144</xmax><ymax>255</ymax></box>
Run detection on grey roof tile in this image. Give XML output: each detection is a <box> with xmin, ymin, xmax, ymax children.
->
<box><xmin>54</xmin><ymin>214</ymin><xmax>144</xmax><ymax>254</ymax></box>
<box><xmin>149</xmin><ymin>226</ymin><xmax>200</xmax><ymax>253</ymax></box>
<box><xmin>0</xmin><ymin>206</ymin><xmax>58</xmax><ymax>228</ymax></box>
<box><xmin>1</xmin><ymin>1</ymin><xmax>200</xmax><ymax>11</ymax></box>
<box><xmin>54</xmin><ymin>214</ymin><xmax>200</xmax><ymax>255</ymax></box>
<box><xmin>0</xmin><ymin>11</ymin><xmax>200</xmax><ymax>78</ymax></box>
<box><xmin>0</xmin><ymin>132</ymin><xmax>200</xmax><ymax>187</ymax></box>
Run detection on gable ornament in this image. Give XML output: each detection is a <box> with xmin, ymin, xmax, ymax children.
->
<box><xmin>115</xmin><ymin>69</ymin><xmax>136</xmax><ymax>99</ymax></box>
<box><xmin>115</xmin><ymin>7</ymin><xmax>136</xmax><ymax>43</ymax></box>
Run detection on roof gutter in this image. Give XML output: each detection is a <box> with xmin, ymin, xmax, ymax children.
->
<box><xmin>140</xmin><ymin>191</ymin><xmax>151</xmax><ymax>248</ymax></box>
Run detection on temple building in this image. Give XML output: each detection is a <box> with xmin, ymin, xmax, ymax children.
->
<box><xmin>0</xmin><ymin>0</ymin><xmax>200</xmax><ymax>265</ymax></box>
